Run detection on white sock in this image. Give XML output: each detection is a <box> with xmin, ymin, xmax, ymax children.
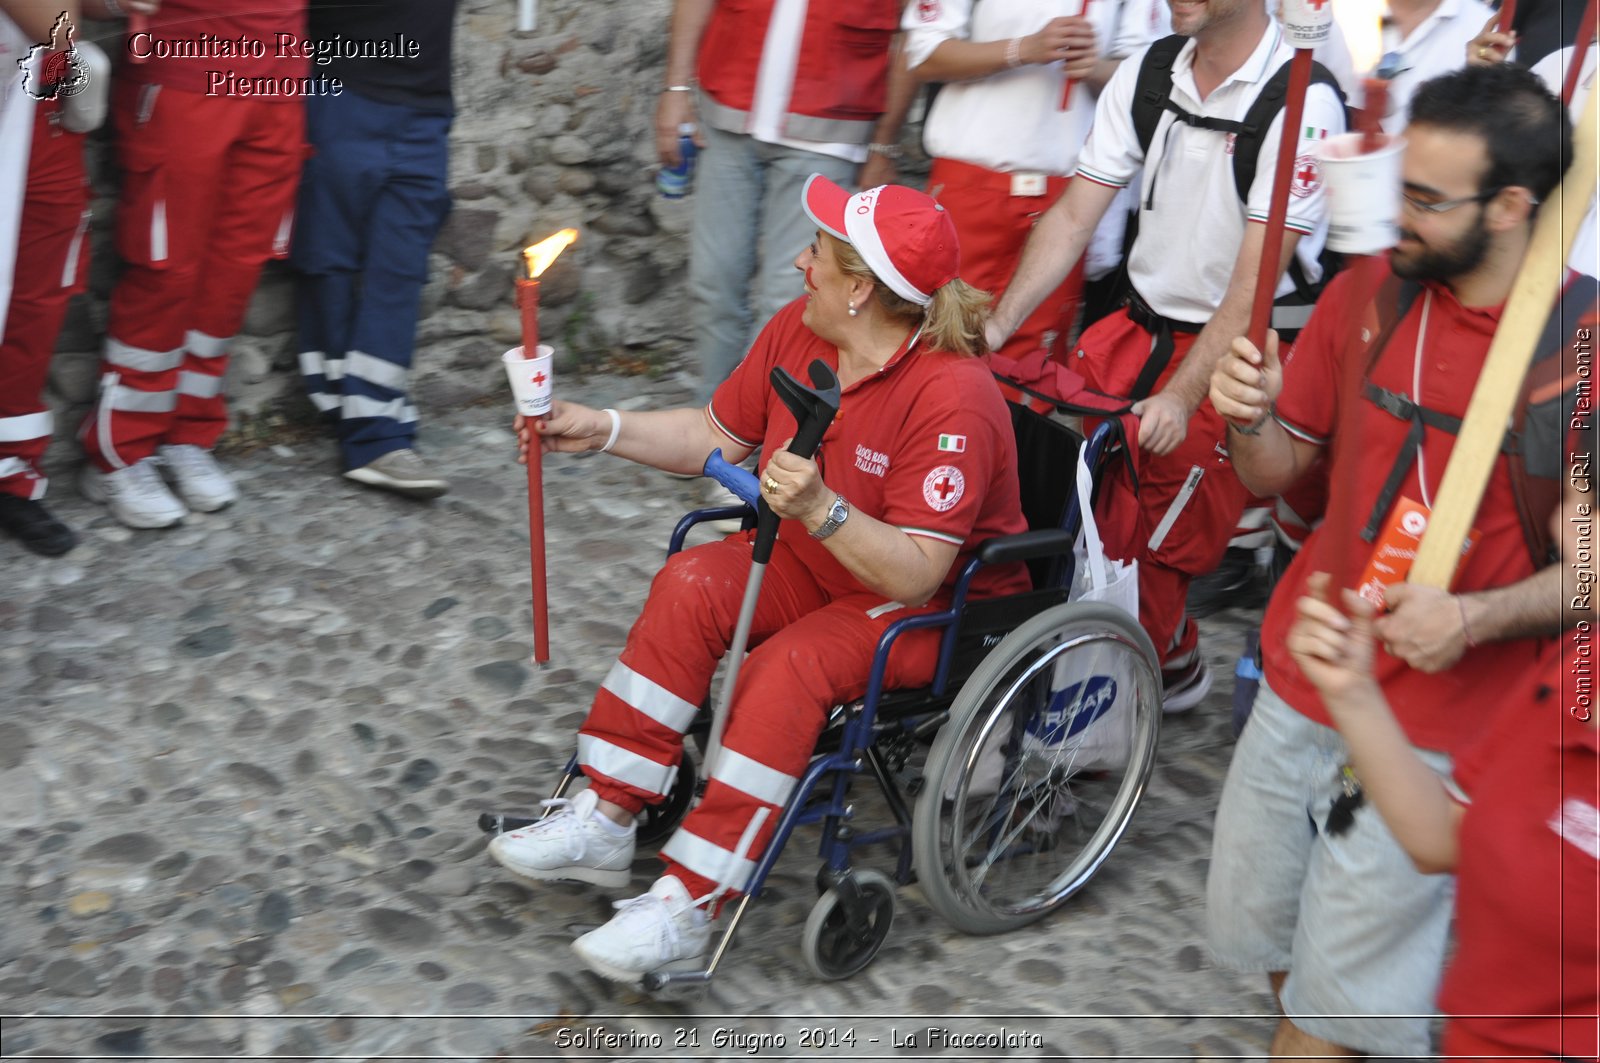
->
<box><xmin>592</xmin><ymin>811</ymin><xmax>633</xmax><ymax>836</ymax></box>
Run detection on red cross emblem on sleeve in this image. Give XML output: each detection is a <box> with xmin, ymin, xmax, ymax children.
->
<box><xmin>923</xmin><ymin>465</ymin><xmax>966</xmax><ymax>512</ymax></box>
<box><xmin>1290</xmin><ymin>154</ymin><xmax>1320</xmax><ymax>198</ymax></box>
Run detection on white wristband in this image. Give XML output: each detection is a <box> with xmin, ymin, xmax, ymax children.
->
<box><xmin>599</xmin><ymin>408</ymin><xmax>622</xmax><ymax>453</ymax></box>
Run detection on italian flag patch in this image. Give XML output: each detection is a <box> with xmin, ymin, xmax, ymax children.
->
<box><xmin>937</xmin><ymin>433</ymin><xmax>966</xmax><ymax>453</ymax></box>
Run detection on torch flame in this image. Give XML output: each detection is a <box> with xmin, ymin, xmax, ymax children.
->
<box><xmin>523</xmin><ymin>228</ymin><xmax>579</xmax><ymax>279</ymax></box>
<box><xmin>1338</xmin><ymin>0</ymin><xmax>1386</xmax><ymax>79</ymax></box>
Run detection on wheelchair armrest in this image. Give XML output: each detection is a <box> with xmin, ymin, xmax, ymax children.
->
<box><xmin>974</xmin><ymin>528</ymin><xmax>1077</xmax><ymax>567</ymax></box>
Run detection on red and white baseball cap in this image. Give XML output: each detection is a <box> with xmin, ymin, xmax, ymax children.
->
<box><xmin>801</xmin><ymin>174</ymin><xmax>960</xmax><ymax>307</ymax></box>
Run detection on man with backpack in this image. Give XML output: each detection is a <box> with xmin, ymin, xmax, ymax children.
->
<box><xmin>1207</xmin><ymin>64</ymin><xmax>1589</xmax><ymax>1058</ymax></box>
<box><xmin>986</xmin><ymin>0</ymin><xmax>1345</xmax><ymax>709</ymax></box>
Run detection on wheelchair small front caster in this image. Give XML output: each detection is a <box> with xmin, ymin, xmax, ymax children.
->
<box><xmin>800</xmin><ymin>868</ymin><xmax>895</xmax><ymax>980</ymax></box>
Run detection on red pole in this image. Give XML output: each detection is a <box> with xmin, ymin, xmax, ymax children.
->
<box><xmin>127</xmin><ymin>13</ymin><xmax>148</xmax><ymax>64</ymax></box>
<box><xmin>1323</xmin><ymin>79</ymin><xmax>1390</xmax><ymax>608</ymax></box>
<box><xmin>1495</xmin><ymin>0</ymin><xmax>1518</xmax><ymax>34</ymax></box>
<box><xmin>515</xmin><ymin>275</ymin><xmax>551</xmax><ymax>665</ymax></box>
<box><xmin>1059</xmin><ymin>0</ymin><xmax>1097</xmax><ymax>109</ymax></box>
<box><xmin>1245</xmin><ymin>47</ymin><xmax>1315</xmax><ymax>353</ymax></box>
<box><xmin>1563</xmin><ymin>0</ymin><xmax>1597</xmax><ymax>106</ymax></box>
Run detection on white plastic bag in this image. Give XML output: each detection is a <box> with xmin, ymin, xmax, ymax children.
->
<box><xmin>1025</xmin><ymin>441</ymin><xmax>1140</xmax><ymax>772</ymax></box>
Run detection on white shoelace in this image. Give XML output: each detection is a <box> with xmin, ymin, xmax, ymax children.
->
<box><xmin>123</xmin><ymin>459</ymin><xmax>168</xmax><ymax>495</ymax></box>
<box><xmin>509</xmin><ymin>797</ymin><xmax>596</xmax><ymax>862</ymax></box>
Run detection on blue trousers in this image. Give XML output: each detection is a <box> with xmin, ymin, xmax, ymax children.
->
<box><xmin>292</xmin><ymin>90</ymin><xmax>452</xmax><ymax>470</ymax></box>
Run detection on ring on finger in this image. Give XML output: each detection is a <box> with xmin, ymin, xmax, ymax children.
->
<box><xmin>763</xmin><ymin>476</ymin><xmax>779</xmax><ymax>494</ymax></box>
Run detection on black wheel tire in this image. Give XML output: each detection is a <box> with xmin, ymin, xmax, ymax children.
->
<box><xmin>912</xmin><ymin>601</ymin><xmax>1161</xmax><ymax>935</ymax></box>
<box><xmin>799</xmin><ymin>868</ymin><xmax>896</xmax><ymax>980</ymax></box>
<box><xmin>636</xmin><ymin>753</ymin><xmax>697</xmax><ymax>848</ymax></box>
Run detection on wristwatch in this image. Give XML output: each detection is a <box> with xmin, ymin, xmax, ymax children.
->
<box><xmin>811</xmin><ymin>495</ymin><xmax>850</xmax><ymax>541</ymax></box>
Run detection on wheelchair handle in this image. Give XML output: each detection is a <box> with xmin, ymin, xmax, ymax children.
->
<box><xmin>702</xmin><ymin>448</ymin><xmax>761</xmax><ymax>508</ymax></box>
<box><xmin>752</xmin><ymin>359</ymin><xmax>841</xmax><ymax>563</ymax></box>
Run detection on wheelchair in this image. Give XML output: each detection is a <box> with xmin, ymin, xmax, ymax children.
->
<box><xmin>477</xmin><ymin>398</ymin><xmax>1162</xmax><ymax>989</ymax></box>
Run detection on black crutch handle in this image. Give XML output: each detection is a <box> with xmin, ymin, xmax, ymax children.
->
<box><xmin>753</xmin><ymin>359</ymin><xmax>841</xmax><ymax>563</ymax></box>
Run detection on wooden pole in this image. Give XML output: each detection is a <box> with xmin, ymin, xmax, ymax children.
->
<box><xmin>1563</xmin><ymin>0</ymin><xmax>1597</xmax><ymax>107</ymax></box>
<box><xmin>515</xmin><ymin>275</ymin><xmax>551</xmax><ymax>665</ymax></box>
<box><xmin>1410</xmin><ymin>85</ymin><xmax>1600</xmax><ymax>586</ymax></box>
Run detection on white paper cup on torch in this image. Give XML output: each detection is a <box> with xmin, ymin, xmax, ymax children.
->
<box><xmin>503</xmin><ymin>345</ymin><xmax>554</xmax><ymax>418</ymax></box>
<box><xmin>1279</xmin><ymin>0</ymin><xmax>1333</xmax><ymax>47</ymax></box>
<box><xmin>1320</xmin><ymin>132</ymin><xmax>1406</xmax><ymax>254</ymax></box>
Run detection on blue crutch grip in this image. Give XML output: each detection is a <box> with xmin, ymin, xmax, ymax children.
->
<box><xmin>703</xmin><ymin>448</ymin><xmax>760</xmax><ymax>508</ymax></box>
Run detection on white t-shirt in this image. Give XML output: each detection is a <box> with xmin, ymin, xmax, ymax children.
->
<box><xmin>907</xmin><ymin>0</ymin><xmax>1155</xmax><ymax>175</ymax></box>
<box><xmin>1531</xmin><ymin>44</ymin><xmax>1598</xmax><ymax>276</ymax></box>
<box><xmin>750</xmin><ymin>0</ymin><xmax>868</xmax><ymax>164</ymax></box>
<box><xmin>1354</xmin><ymin>0</ymin><xmax>1494</xmax><ymax>131</ymax></box>
<box><xmin>1075</xmin><ymin>21</ymin><xmax>1347</xmax><ymax>321</ymax></box>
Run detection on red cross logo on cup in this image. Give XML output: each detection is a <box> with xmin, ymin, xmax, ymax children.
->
<box><xmin>531</xmin><ymin>371</ymin><xmax>548</xmax><ymax>387</ymax></box>
<box><xmin>922</xmin><ymin>465</ymin><xmax>965</xmax><ymax>512</ymax></box>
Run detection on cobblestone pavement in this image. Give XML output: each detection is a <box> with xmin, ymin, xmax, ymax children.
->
<box><xmin>0</xmin><ymin>368</ymin><xmax>1283</xmax><ymax>1061</ymax></box>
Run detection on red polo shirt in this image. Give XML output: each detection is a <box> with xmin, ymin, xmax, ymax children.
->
<box><xmin>708</xmin><ymin>298</ymin><xmax>1029</xmax><ymax>602</ymax></box>
<box><xmin>1438</xmin><ymin>640</ymin><xmax>1600</xmax><ymax>1061</ymax></box>
<box><xmin>1264</xmin><ymin>268</ymin><xmax>1545</xmax><ymax>754</ymax></box>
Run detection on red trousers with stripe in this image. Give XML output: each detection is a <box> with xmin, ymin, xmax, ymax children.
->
<box><xmin>1077</xmin><ymin>310</ymin><xmax>1252</xmax><ymax>666</ymax></box>
<box><xmin>0</xmin><ymin>112</ymin><xmax>88</xmax><ymax>501</ymax></box>
<box><xmin>578</xmin><ymin>531</ymin><xmax>945</xmax><ymax>901</ymax></box>
<box><xmin>82</xmin><ymin>85</ymin><xmax>302</xmax><ymax>470</ymax></box>
<box><xmin>928</xmin><ymin>158</ymin><xmax>1084</xmax><ymax>364</ymax></box>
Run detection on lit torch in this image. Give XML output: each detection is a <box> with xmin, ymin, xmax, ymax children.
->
<box><xmin>505</xmin><ymin>227</ymin><xmax>578</xmax><ymax>665</ymax></box>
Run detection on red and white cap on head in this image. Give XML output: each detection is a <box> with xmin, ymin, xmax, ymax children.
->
<box><xmin>801</xmin><ymin>174</ymin><xmax>960</xmax><ymax>307</ymax></box>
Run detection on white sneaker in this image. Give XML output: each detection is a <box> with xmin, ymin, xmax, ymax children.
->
<box><xmin>487</xmin><ymin>788</ymin><xmax>636</xmax><ymax>888</ymax></box>
<box><xmin>79</xmin><ymin>459</ymin><xmax>187</xmax><ymax>529</ymax></box>
<box><xmin>571</xmin><ymin>875</ymin><xmax>712</xmax><ymax>983</ymax></box>
<box><xmin>157</xmin><ymin>444</ymin><xmax>239</xmax><ymax>512</ymax></box>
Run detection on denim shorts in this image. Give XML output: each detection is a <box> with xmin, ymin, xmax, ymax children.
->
<box><xmin>1206</xmin><ymin>681</ymin><xmax>1455</xmax><ymax>1057</ymax></box>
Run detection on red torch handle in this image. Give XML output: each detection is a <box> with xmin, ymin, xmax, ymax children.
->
<box><xmin>127</xmin><ymin>12</ymin><xmax>148</xmax><ymax>64</ymax></box>
<box><xmin>1322</xmin><ymin>79</ymin><xmax>1392</xmax><ymax>609</ymax></box>
<box><xmin>1245</xmin><ymin>48</ymin><xmax>1314</xmax><ymax>354</ymax></box>
<box><xmin>515</xmin><ymin>277</ymin><xmax>551</xmax><ymax>664</ymax></box>
<box><xmin>1564</xmin><ymin>0</ymin><xmax>1597</xmax><ymax>106</ymax></box>
<box><xmin>1495</xmin><ymin>0</ymin><xmax>1518</xmax><ymax>34</ymax></box>
<box><xmin>1059</xmin><ymin>0</ymin><xmax>1096</xmax><ymax>109</ymax></box>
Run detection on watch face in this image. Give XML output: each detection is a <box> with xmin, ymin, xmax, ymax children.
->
<box><xmin>830</xmin><ymin>498</ymin><xmax>848</xmax><ymax>524</ymax></box>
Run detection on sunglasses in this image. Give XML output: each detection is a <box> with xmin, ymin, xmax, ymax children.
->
<box><xmin>1400</xmin><ymin>187</ymin><xmax>1506</xmax><ymax>214</ymax></box>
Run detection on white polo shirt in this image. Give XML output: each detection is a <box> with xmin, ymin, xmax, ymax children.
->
<box><xmin>1532</xmin><ymin>44</ymin><xmax>1597</xmax><ymax>276</ymax></box>
<box><xmin>1356</xmin><ymin>0</ymin><xmax>1493</xmax><ymax>132</ymax></box>
<box><xmin>1075</xmin><ymin>21</ymin><xmax>1347</xmax><ymax>322</ymax></box>
<box><xmin>906</xmin><ymin>0</ymin><xmax>1156</xmax><ymax>175</ymax></box>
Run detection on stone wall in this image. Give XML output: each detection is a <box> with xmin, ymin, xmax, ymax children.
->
<box><xmin>47</xmin><ymin>0</ymin><xmax>693</xmax><ymax>454</ymax></box>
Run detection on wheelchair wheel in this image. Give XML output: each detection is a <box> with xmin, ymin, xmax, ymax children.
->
<box><xmin>913</xmin><ymin>601</ymin><xmax>1160</xmax><ymax>935</ymax></box>
<box><xmin>636</xmin><ymin>753</ymin><xmax>697</xmax><ymax>848</ymax></box>
<box><xmin>800</xmin><ymin>868</ymin><xmax>896</xmax><ymax>980</ymax></box>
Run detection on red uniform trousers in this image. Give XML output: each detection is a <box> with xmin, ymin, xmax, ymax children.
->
<box><xmin>81</xmin><ymin>86</ymin><xmax>302</xmax><ymax>470</ymax></box>
<box><xmin>1077</xmin><ymin>310</ymin><xmax>1252</xmax><ymax>666</ymax></box>
<box><xmin>928</xmin><ymin>158</ymin><xmax>1084</xmax><ymax>366</ymax></box>
<box><xmin>0</xmin><ymin>110</ymin><xmax>88</xmax><ymax>501</ymax></box>
<box><xmin>577</xmin><ymin>532</ymin><xmax>945</xmax><ymax>901</ymax></box>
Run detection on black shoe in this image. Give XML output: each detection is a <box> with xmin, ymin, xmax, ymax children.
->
<box><xmin>0</xmin><ymin>495</ymin><xmax>79</xmax><ymax>556</ymax></box>
<box><xmin>1185</xmin><ymin>547</ymin><xmax>1262</xmax><ymax>618</ymax></box>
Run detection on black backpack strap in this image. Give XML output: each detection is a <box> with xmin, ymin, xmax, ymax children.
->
<box><xmin>1231</xmin><ymin>58</ymin><xmax>1349</xmax><ymax>203</ymax></box>
<box><xmin>1130</xmin><ymin>35</ymin><xmax>1190</xmax><ymax>159</ymax></box>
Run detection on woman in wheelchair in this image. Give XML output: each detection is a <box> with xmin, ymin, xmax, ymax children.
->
<box><xmin>495</xmin><ymin>177</ymin><xmax>1032</xmax><ymax>983</ymax></box>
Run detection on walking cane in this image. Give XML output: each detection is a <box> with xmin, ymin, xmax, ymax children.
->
<box><xmin>703</xmin><ymin>360</ymin><xmax>841</xmax><ymax>777</ymax></box>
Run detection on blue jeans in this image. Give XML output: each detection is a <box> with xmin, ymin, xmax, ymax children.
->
<box><xmin>292</xmin><ymin>90</ymin><xmax>452</xmax><ymax>470</ymax></box>
<box><xmin>689</xmin><ymin>124</ymin><xmax>857</xmax><ymax>404</ymax></box>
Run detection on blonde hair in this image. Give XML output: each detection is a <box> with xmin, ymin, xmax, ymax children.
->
<box><xmin>830</xmin><ymin>236</ymin><xmax>992</xmax><ymax>357</ymax></box>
